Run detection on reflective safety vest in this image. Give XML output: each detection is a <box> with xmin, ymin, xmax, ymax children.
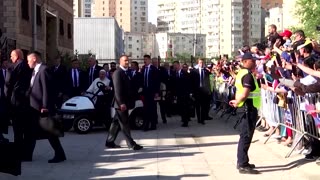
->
<box><xmin>234</xmin><ymin>69</ymin><xmax>261</xmax><ymax>108</ymax></box>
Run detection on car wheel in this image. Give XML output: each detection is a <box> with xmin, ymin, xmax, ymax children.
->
<box><xmin>74</xmin><ymin>116</ymin><xmax>92</xmax><ymax>134</ymax></box>
<box><xmin>129</xmin><ymin>108</ymin><xmax>144</xmax><ymax>130</ymax></box>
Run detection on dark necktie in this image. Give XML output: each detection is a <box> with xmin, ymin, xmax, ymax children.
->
<box><xmin>125</xmin><ymin>70</ymin><xmax>130</xmax><ymax>79</ymax></box>
<box><xmin>73</xmin><ymin>69</ymin><xmax>78</xmax><ymax>87</ymax></box>
<box><xmin>200</xmin><ymin>69</ymin><xmax>203</xmax><ymax>87</ymax></box>
<box><xmin>144</xmin><ymin>67</ymin><xmax>149</xmax><ymax>87</ymax></box>
<box><xmin>90</xmin><ymin>67</ymin><xmax>94</xmax><ymax>83</ymax></box>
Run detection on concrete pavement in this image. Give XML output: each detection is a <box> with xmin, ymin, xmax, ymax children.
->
<box><xmin>0</xmin><ymin>111</ymin><xmax>319</xmax><ymax>180</ymax></box>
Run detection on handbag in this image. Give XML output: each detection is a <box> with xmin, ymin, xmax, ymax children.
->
<box><xmin>38</xmin><ymin>114</ymin><xmax>64</xmax><ymax>139</ymax></box>
<box><xmin>0</xmin><ymin>141</ymin><xmax>21</xmax><ymax>176</ymax></box>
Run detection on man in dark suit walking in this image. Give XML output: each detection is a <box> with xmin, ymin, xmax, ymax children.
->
<box><xmin>191</xmin><ymin>58</ymin><xmax>212</xmax><ymax>124</ymax></box>
<box><xmin>173</xmin><ymin>61</ymin><xmax>192</xmax><ymax>127</ymax></box>
<box><xmin>67</xmin><ymin>59</ymin><xmax>86</xmax><ymax>98</ymax></box>
<box><xmin>50</xmin><ymin>56</ymin><xmax>67</xmax><ymax>108</ymax></box>
<box><xmin>26</xmin><ymin>52</ymin><xmax>66</xmax><ymax>163</ymax></box>
<box><xmin>87</xmin><ymin>57</ymin><xmax>102</xmax><ymax>88</ymax></box>
<box><xmin>105</xmin><ymin>55</ymin><xmax>143</xmax><ymax>150</ymax></box>
<box><xmin>7</xmin><ymin>49</ymin><xmax>33</xmax><ymax>160</ymax></box>
<box><xmin>141</xmin><ymin>55</ymin><xmax>160</xmax><ymax>131</ymax></box>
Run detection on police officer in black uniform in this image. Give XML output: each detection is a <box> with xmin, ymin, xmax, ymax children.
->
<box><xmin>229</xmin><ymin>52</ymin><xmax>261</xmax><ymax>174</ymax></box>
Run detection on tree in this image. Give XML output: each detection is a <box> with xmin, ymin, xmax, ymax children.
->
<box><xmin>295</xmin><ymin>0</ymin><xmax>320</xmax><ymax>38</ymax></box>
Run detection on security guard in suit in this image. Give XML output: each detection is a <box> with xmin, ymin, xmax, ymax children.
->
<box><xmin>229</xmin><ymin>52</ymin><xmax>261</xmax><ymax>174</ymax></box>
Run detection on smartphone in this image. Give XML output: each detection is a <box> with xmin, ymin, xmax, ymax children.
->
<box><xmin>290</xmin><ymin>52</ymin><xmax>297</xmax><ymax>76</ymax></box>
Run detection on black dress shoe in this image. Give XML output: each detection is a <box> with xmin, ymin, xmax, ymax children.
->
<box><xmin>198</xmin><ymin>122</ymin><xmax>205</xmax><ymax>125</ymax></box>
<box><xmin>237</xmin><ymin>163</ymin><xmax>255</xmax><ymax>169</ymax></box>
<box><xmin>163</xmin><ymin>120</ymin><xmax>167</xmax><ymax>124</ymax></box>
<box><xmin>149</xmin><ymin>127</ymin><xmax>157</xmax><ymax>130</ymax></box>
<box><xmin>105</xmin><ymin>142</ymin><xmax>121</xmax><ymax>148</ymax></box>
<box><xmin>132</xmin><ymin>144</ymin><xmax>143</xmax><ymax>150</ymax></box>
<box><xmin>48</xmin><ymin>156</ymin><xmax>66</xmax><ymax>163</ymax></box>
<box><xmin>238</xmin><ymin>166</ymin><xmax>259</xmax><ymax>174</ymax></box>
<box><xmin>205</xmin><ymin>116</ymin><xmax>213</xmax><ymax>120</ymax></box>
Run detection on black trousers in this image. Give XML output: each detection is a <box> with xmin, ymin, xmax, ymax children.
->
<box><xmin>195</xmin><ymin>90</ymin><xmax>211</xmax><ymax>123</ymax></box>
<box><xmin>177</xmin><ymin>95</ymin><xmax>190</xmax><ymax>124</ymax></box>
<box><xmin>143</xmin><ymin>93</ymin><xmax>157</xmax><ymax>130</ymax></box>
<box><xmin>0</xmin><ymin>99</ymin><xmax>9</xmax><ymax>134</ymax></box>
<box><xmin>237</xmin><ymin>105</ymin><xmax>257</xmax><ymax>167</ymax></box>
<box><xmin>13</xmin><ymin>107</ymin><xmax>65</xmax><ymax>159</ymax></box>
<box><xmin>106</xmin><ymin>109</ymin><xmax>136</xmax><ymax>148</ymax></box>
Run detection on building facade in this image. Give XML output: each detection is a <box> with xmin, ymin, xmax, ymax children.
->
<box><xmin>155</xmin><ymin>32</ymin><xmax>206</xmax><ymax>60</ymax></box>
<box><xmin>73</xmin><ymin>0</ymin><xmax>93</xmax><ymax>17</ymax></box>
<box><xmin>74</xmin><ymin>18</ymin><xmax>124</xmax><ymax>64</ymax></box>
<box><xmin>282</xmin><ymin>0</ymin><xmax>300</xmax><ymax>29</ymax></box>
<box><xmin>0</xmin><ymin>0</ymin><xmax>73</xmax><ymax>63</ymax></box>
<box><xmin>157</xmin><ymin>0</ymin><xmax>261</xmax><ymax>58</ymax></box>
<box><xmin>123</xmin><ymin>32</ymin><xmax>143</xmax><ymax>59</ymax></box>
<box><xmin>261</xmin><ymin>0</ymin><xmax>282</xmax><ymax>10</ymax></box>
<box><xmin>265</xmin><ymin>7</ymin><xmax>283</xmax><ymax>35</ymax></box>
<box><xmin>90</xmin><ymin>0</ymin><xmax>148</xmax><ymax>33</ymax></box>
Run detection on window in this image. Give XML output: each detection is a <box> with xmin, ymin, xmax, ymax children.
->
<box><xmin>103</xmin><ymin>7</ymin><xmax>105</xmax><ymax>10</ymax></box>
<box><xmin>59</xmin><ymin>19</ymin><xmax>64</xmax><ymax>36</ymax></box>
<box><xmin>103</xmin><ymin>1</ymin><xmax>104</xmax><ymax>4</ymax></box>
<box><xmin>129</xmin><ymin>37</ymin><xmax>132</xmax><ymax>41</ymax></box>
<box><xmin>120</xmin><ymin>13</ymin><xmax>122</xmax><ymax>16</ymax></box>
<box><xmin>120</xmin><ymin>7</ymin><xmax>122</xmax><ymax>10</ymax></box>
<box><xmin>137</xmin><ymin>48</ymin><xmax>139</xmax><ymax>51</ymax></box>
<box><xmin>21</xmin><ymin>0</ymin><xmax>29</xmax><ymax>20</ymax></box>
<box><xmin>137</xmin><ymin>40</ymin><xmax>139</xmax><ymax>43</ymax></box>
<box><xmin>36</xmin><ymin>5</ymin><xmax>42</xmax><ymax>26</ymax></box>
<box><xmin>67</xmin><ymin>23</ymin><xmax>72</xmax><ymax>39</ymax></box>
<box><xmin>103</xmin><ymin>13</ymin><xmax>105</xmax><ymax>16</ymax></box>
<box><xmin>120</xmin><ymin>1</ymin><xmax>122</xmax><ymax>4</ymax></box>
<box><xmin>129</xmin><ymin>44</ymin><xmax>132</xmax><ymax>49</ymax></box>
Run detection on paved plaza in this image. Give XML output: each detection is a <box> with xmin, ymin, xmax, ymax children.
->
<box><xmin>0</xmin><ymin>111</ymin><xmax>319</xmax><ymax>180</ymax></box>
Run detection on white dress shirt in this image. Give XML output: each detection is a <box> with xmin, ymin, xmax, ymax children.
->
<box><xmin>30</xmin><ymin>63</ymin><xmax>42</xmax><ymax>87</ymax></box>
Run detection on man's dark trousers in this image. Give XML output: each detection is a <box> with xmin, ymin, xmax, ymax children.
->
<box><xmin>106</xmin><ymin>109</ymin><xmax>136</xmax><ymax>147</ymax></box>
<box><xmin>143</xmin><ymin>91</ymin><xmax>157</xmax><ymax>130</ymax></box>
<box><xmin>237</xmin><ymin>104</ymin><xmax>257</xmax><ymax>167</ymax></box>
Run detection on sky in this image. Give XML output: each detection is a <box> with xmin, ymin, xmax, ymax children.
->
<box><xmin>148</xmin><ymin>0</ymin><xmax>157</xmax><ymax>24</ymax></box>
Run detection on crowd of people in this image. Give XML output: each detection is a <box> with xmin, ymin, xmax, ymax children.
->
<box><xmin>1</xmin><ymin>23</ymin><xmax>320</xmax><ymax>174</ymax></box>
<box><xmin>209</xmin><ymin>25</ymin><xmax>320</xmax><ymax>173</ymax></box>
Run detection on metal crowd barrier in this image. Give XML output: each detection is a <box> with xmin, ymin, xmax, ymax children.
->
<box><xmin>213</xmin><ymin>80</ymin><xmax>320</xmax><ymax>158</ymax></box>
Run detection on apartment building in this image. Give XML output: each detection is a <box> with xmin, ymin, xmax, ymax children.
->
<box><xmin>157</xmin><ymin>0</ymin><xmax>261</xmax><ymax>57</ymax></box>
<box><xmin>74</xmin><ymin>0</ymin><xmax>93</xmax><ymax>17</ymax></box>
<box><xmin>265</xmin><ymin>7</ymin><xmax>283</xmax><ymax>35</ymax></box>
<box><xmin>123</xmin><ymin>32</ymin><xmax>143</xmax><ymax>59</ymax></box>
<box><xmin>0</xmin><ymin>0</ymin><xmax>73</xmax><ymax>63</ymax></box>
<box><xmin>261</xmin><ymin>0</ymin><xmax>282</xmax><ymax>10</ymax></box>
<box><xmin>156</xmin><ymin>32</ymin><xmax>206</xmax><ymax>59</ymax></box>
<box><xmin>90</xmin><ymin>0</ymin><xmax>148</xmax><ymax>33</ymax></box>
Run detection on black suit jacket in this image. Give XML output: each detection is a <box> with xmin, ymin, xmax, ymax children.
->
<box><xmin>50</xmin><ymin>65</ymin><xmax>67</xmax><ymax>95</ymax></box>
<box><xmin>29</xmin><ymin>64</ymin><xmax>53</xmax><ymax>112</ymax></box>
<box><xmin>7</xmin><ymin>60</ymin><xmax>32</xmax><ymax>107</ymax></box>
<box><xmin>66</xmin><ymin>68</ymin><xmax>86</xmax><ymax>94</ymax></box>
<box><xmin>191</xmin><ymin>68</ymin><xmax>211</xmax><ymax>94</ymax></box>
<box><xmin>112</xmin><ymin>68</ymin><xmax>135</xmax><ymax>109</ymax></box>
<box><xmin>159</xmin><ymin>67</ymin><xmax>175</xmax><ymax>92</ymax></box>
<box><xmin>131</xmin><ymin>70</ymin><xmax>143</xmax><ymax>99</ymax></box>
<box><xmin>0</xmin><ymin>69</ymin><xmax>5</xmax><ymax>98</ymax></box>
<box><xmin>174</xmin><ymin>70</ymin><xmax>192</xmax><ymax>96</ymax></box>
<box><xmin>87</xmin><ymin>65</ymin><xmax>103</xmax><ymax>86</ymax></box>
<box><xmin>141</xmin><ymin>65</ymin><xmax>160</xmax><ymax>95</ymax></box>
